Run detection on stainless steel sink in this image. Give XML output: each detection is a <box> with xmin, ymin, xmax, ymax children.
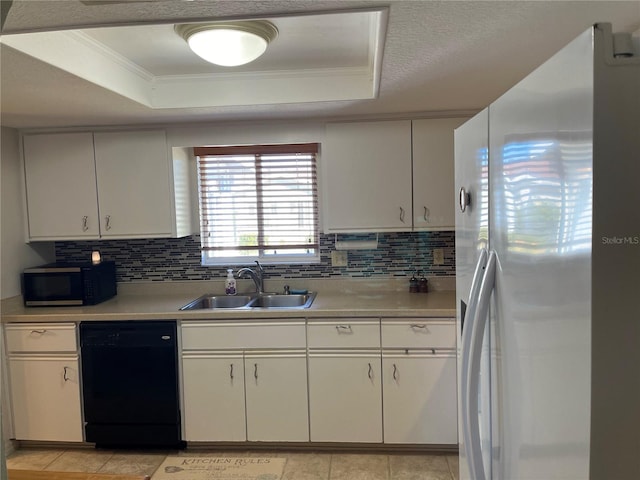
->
<box><xmin>180</xmin><ymin>295</ymin><xmax>253</xmax><ymax>310</ymax></box>
<box><xmin>179</xmin><ymin>292</ymin><xmax>316</xmax><ymax>310</ymax></box>
<box><xmin>247</xmin><ymin>292</ymin><xmax>316</xmax><ymax>309</ymax></box>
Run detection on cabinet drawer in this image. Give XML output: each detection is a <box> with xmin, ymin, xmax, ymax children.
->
<box><xmin>182</xmin><ymin>321</ymin><xmax>306</xmax><ymax>350</ymax></box>
<box><xmin>308</xmin><ymin>319</ymin><xmax>380</xmax><ymax>348</ymax></box>
<box><xmin>5</xmin><ymin>323</ymin><xmax>77</xmax><ymax>353</ymax></box>
<box><xmin>382</xmin><ymin>319</ymin><xmax>455</xmax><ymax>349</ymax></box>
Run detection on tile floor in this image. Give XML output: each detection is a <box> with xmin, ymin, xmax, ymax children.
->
<box><xmin>7</xmin><ymin>448</ymin><xmax>460</xmax><ymax>480</ymax></box>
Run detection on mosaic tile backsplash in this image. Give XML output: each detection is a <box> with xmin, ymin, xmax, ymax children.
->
<box><xmin>55</xmin><ymin>232</ymin><xmax>455</xmax><ymax>282</ymax></box>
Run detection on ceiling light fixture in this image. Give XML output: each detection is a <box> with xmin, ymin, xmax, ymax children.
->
<box><xmin>175</xmin><ymin>21</ymin><xmax>278</xmax><ymax>67</ymax></box>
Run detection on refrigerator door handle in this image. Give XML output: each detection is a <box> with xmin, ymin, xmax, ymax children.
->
<box><xmin>460</xmin><ymin>247</ymin><xmax>489</xmax><ymax>480</ymax></box>
<box><xmin>466</xmin><ymin>249</ymin><xmax>497</xmax><ymax>480</ymax></box>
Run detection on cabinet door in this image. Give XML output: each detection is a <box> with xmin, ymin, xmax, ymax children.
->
<box><xmin>323</xmin><ymin>121</ymin><xmax>412</xmax><ymax>232</ymax></box>
<box><xmin>308</xmin><ymin>353</ymin><xmax>382</xmax><ymax>442</ymax></box>
<box><xmin>382</xmin><ymin>352</ymin><xmax>457</xmax><ymax>444</ymax></box>
<box><xmin>9</xmin><ymin>356</ymin><xmax>83</xmax><ymax>442</ymax></box>
<box><xmin>412</xmin><ymin>118</ymin><xmax>467</xmax><ymax>230</ymax></box>
<box><xmin>93</xmin><ymin>130</ymin><xmax>173</xmax><ymax>238</ymax></box>
<box><xmin>23</xmin><ymin>133</ymin><xmax>100</xmax><ymax>240</ymax></box>
<box><xmin>244</xmin><ymin>353</ymin><xmax>309</xmax><ymax>442</ymax></box>
<box><xmin>182</xmin><ymin>353</ymin><xmax>246</xmax><ymax>442</ymax></box>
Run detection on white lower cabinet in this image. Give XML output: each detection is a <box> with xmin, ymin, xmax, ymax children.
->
<box><xmin>4</xmin><ymin>316</ymin><xmax>458</xmax><ymax>447</ymax></box>
<box><xmin>381</xmin><ymin>318</ymin><xmax>458</xmax><ymax>445</ymax></box>
<box><xmin>382</xmin><ymin>351</ymin><xmax>457</xmax><ymax>444</ymax></box>
<box><xmin>182</xmin><ymin>353</ymin><xmax>246</xmax><ymax>442</ymax></box>
<box><xmin>6</xmin><ymin>323</ymin><xmax>83</xmax><ymax>442</ymax></box>
<box><xmin>9</xmin><ymin>356</ymin><xmax>83</xmax><ymax>442</ymax></box>
<box><xmin>307</xmin><ymin>318</ymin><xmax>382</xmax><ymax>443</ymax></box>
<box><xmin>308</xmin><ymin>352</ymin><xmax>382</xmax><ymax>442</ymax></box>
<box><xmin>181</xmin><ymin>320</ymin><xmax>308</xmax><ymax>443</ymax></box>
<box><xmin>244</xmin><ymin>352</ymin><xmax>309</xmax><ymax>442</ymax></box>
<box><xmin>180</xmin><ymin>317</ymin><xmax>457</xmax><ymax>446</ymax></box>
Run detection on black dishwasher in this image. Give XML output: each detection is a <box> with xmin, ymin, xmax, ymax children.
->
<box><xmin>80</xmin><ymin>321</ymin><xmax>183</xmax><ymax>448</ymax></box>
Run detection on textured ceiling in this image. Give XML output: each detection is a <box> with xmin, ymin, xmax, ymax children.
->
<box><xmin>1</xmin><ymin>0</ymin><xmax>639</xmax><ymax>129</ymax></box>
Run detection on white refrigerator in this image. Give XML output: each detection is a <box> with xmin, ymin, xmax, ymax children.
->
<box><xmin>455</xmin><ymin>23</ymin><xmax>640</xmax><ymax>480</ymax></box>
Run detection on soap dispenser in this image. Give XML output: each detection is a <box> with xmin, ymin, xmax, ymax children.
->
<box><xmin>225</xmin><ymin>269</ymin><xmax>237</xmax><ymax>295</ymax></box>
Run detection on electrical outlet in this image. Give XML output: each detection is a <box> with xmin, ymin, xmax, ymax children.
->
<box><xmin>331</xmin><ymin>250</ymin><xmax>348</xmax><ymax>267</ymax></box>
<box><xmin>433</xmin><ymin>248</ymin><xmax>444</xmax><ymax>265</ymax></box>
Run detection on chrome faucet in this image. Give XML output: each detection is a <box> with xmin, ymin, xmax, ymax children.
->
<box><xmin>237</xmin><ymin>261</ymin><xmax>265</xmax><ymax>294</ymax></box>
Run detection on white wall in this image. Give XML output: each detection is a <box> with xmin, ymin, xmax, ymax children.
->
<box><xmin>1</xmin><ymin>127</ymin><xmax>56</xmax><ymax>461</ymax></box>
<box><xmin>1</xmin><ymin>126</ymin><xmax>55</xmax><ymax>300</ymax></box>
<box><xmin>166</xmin><ymin>120</ymin><xmax>326</xmax><ymax>148</ymax></box>
<box><xmin>166</xmin><ymin>120</ymin><xmax>327</xmax><ymax>233</ymax></box>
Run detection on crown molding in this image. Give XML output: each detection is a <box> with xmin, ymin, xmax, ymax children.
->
<box><xmin>2</xmin><ymin>8</ymin><xmax>385</xmax><ymax>110</ymax></box>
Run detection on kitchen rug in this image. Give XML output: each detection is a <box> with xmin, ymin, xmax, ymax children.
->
<box><xmin>8</xmin><ymin>471</ymin><xmax>150</xmax><ymax>480</ymax></box>
<box><xmin>151</xmin><ymin>456</ymin><xmax>285</xmax><ymax>480</ymax></box>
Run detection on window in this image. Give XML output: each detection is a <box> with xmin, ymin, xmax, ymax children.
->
<box><xmin>194</xmin><ymin>143</ymin><xmax>320</xmax><ymax>265</ymax></box>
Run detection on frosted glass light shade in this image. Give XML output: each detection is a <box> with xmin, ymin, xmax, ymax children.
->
<box><xmin>176</xmin><ymin>21</ymin><xmax>278</xmax><ymax>67</ymax></box>
<box><xmin>188</xmin><ymin>29</ymin><xmax>266</xmax><ymax>66</ymax></box>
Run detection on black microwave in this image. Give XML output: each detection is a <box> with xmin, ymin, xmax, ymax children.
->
<box><xmin>23</xmin><ymin>261</ymin><xmax>117</xmax><ymax>307</ymax></box>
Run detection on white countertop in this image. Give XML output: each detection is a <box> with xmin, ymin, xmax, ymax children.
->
<box><xmin>1</xmin><ymin>278</ymin><xmax>456</xmax><ymax>323</ymax></box>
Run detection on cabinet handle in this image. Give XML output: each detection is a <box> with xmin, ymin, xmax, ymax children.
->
<box><xmin>63</xmin><ymin>366</ymin><xmax>70</xmax><ymax>382</ymax></box>
<box><xmin>30</xmin><ymin>329</ymin><xmax>47</xmax><ymax>335</ymax></box>
<box><xmin>254</xmin><ymin>363</ymin><xmax>258</xmax><ymax>380</ymax></box>
<box><xmin>367</xmin><ymin>363</ymin><xmax>373</xmax><ymax>380</ymax></box>
<box><xmin>393</xmin><ymin>363</ymin><xmax>398</xmax><ymax>381</ymax></box>
<box><xmin>82</xmin><ymin>216</ymin><xmax>89</xmax><ymax>231</ymax></box>
<box><xmin>105</xmin><ymin>215</ymin><xmax>111</xmax><ymax>231</ymax></box>
<box><xmin>423</xmin><ymin>206</ymin><xmax>430</xmax><ymax>223</ymax></box>
<box><xmin>410</xmin><ymin>324</ymin><xmax>427</xmax><ymax>330</ymax></box>
<box><xmin>230</xmin><ymin>363</ymin><xmax>234</xmax><ymax>380</ymax></box>
<box><xmin>399</xmin><ymin>207</ymin><xmax>406</xmax><ymax>223</ymax></box>
<box><xmin>335</xmin><ymin>325</ymin><xmax>353</xmax><ymax>333</ymax></box>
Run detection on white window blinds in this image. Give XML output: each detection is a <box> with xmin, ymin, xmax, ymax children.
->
<box><xmin>194</xmin><ymin>144</ymin><xmax>320</xmax><ymax>265</ymax></box>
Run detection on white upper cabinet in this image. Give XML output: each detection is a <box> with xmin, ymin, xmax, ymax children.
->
<box><xmin>322</xmin><ymin>118</ymin><xmax>466</xmax><ymax>233</ymax></box>
<box><xmin>412</xmin><ymin>118</ymin><xmax>467</xmax><ymax>230</ymax></box>
<box><xmin>323</xmin><ymin>120</ymin><xmax>413</xmax><ymax>232</ymax></box>
<box><xmin>93</xmin><ymin>130</ymin><xmax>173</xmax><ymax>238</ymax></box>
<box><xmin>23</xmin><ymin>132</ymin><xmax>100</xmax><ymax>239</ymax></box>
<box><xmin>22</xmin><ymin>130</ymin><xmax>192</xmax><ymax>241</ymax></box>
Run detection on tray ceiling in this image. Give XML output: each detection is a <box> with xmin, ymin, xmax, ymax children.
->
<box><xmin>3</xmin><ymin>9</ymin><xmax>386</xmax><ymax>109</ymax></box>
